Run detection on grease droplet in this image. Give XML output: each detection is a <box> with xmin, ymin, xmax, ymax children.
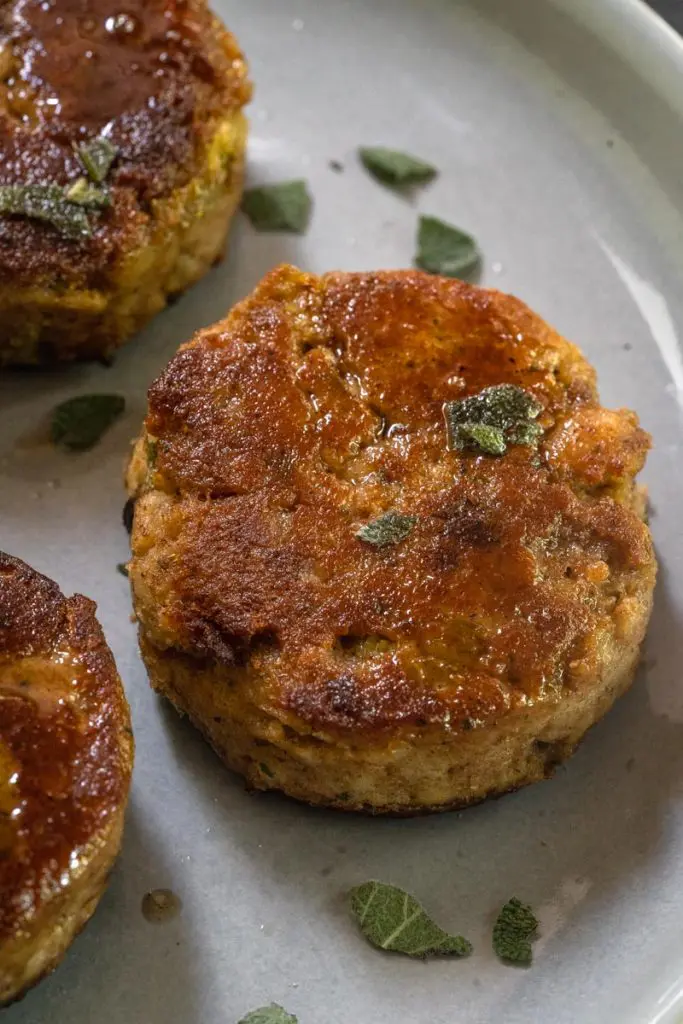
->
<box><xmin>141</xmin><ymin>888</ymin><xmax>182</xmax><ymax>923</ymax></box>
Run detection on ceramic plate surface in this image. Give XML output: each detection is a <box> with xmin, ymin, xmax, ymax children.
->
<box><xmin>2</xmin><ymin>1</ymin><xmax>683</xmax><ymax>1022</ymax></box>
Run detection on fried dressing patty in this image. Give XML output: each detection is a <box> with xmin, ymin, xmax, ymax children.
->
<box><xmin>0</xmin><ymin>0</ymin><xmax>250</xmax><ymax>365</ymax></box>
<box><xmin>0</xmin><ymin>554</ymin><xmax>133</xmax><ymax>1003</ymax></box>
<box><xmin>126</xmin><ymin>265</ymin><xmax>656</xmax><ymax>815</ymax></box>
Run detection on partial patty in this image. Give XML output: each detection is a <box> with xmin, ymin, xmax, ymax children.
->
<box><xmin>0</xmin><ymin>0</ymin><xmax>251</xmax><ymax>364</ymax></box>
<box><xmin>126</xmin><ymin>264</ymin><xmax>655</xmax><ymax>815</ymax></box>
<box><xmin>0</xmin><ymin>553</ymin><xmax>133</xmax><ymax>1003</ymax></box>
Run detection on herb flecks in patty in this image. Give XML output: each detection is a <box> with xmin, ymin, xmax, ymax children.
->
<box><xmin>444</xmin><ymin>383</ymin><xmax>543</xmax><ymax>456</ymax></box>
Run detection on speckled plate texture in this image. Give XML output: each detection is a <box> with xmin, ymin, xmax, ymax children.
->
<box><xmin>2</xmin><ymin>1</ymin><xmax>683</xmax><ymax>1021</ymax></box>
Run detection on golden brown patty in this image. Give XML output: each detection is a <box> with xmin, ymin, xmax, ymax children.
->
<box><xmin>126</xmin><ymin>264</ymin><xmax>656</xmax><ymax>815</ymax></box>
<box><xmin>0</xmin><ymin>553</ymin><xmax>133</xmax><ymax>1004</ymax></box>
<box><xmin>0</xmin><ymin>0</ymin><xmax>250</xmax><ymax>364</ymax></box>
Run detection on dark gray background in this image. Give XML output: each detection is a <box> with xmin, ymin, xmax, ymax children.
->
<box><xmin>652</xmin><ymin>0</ymin><xmax>683</xmax><ymax>31</ymax></box>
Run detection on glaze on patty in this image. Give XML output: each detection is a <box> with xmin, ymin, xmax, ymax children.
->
<box><xmin>0</xmin><ymin>553</ymin><xmax>133</xmax><ymax>1002</ymax></box>
<box><xmin>127</xmin><ymin>265</ymin><xmax>655</xmax><ymax>814</ymax></box>
<box><xmin>0</xmin><ymin>0</ymin><xmax>250</xmax><ymax>362</ymax></box>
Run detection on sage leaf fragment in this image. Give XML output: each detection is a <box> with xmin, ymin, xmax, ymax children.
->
<box><xmin>492</xmin><ymin>896</ymin><xmax>539</xmax><ymax>966</ymax></box>
<box><xmin>65</xmin><ymin>177</ymin><xmax>111</xmax><ymax>209</ymax></box>
<box><xmin>356</xmin><ymin>512</ymin><xmax>417</xmax><ymax>548</ymax></box>
<box><xmin>349</xmin><ymin>880</ymin><xmax>472</xmax><ymax>958</ymax></box>
<box><xmin>238</xmin><ymin>1005</ymin><xmax>298</xmax><ymax>1024</ymax></box>
<box><xmin>444</xmin><ymin>383</ymin><xmax>543</xmax><ymax>456</ymax></box>
<box><xmin>415</xmin><ymin>215</ymin><xmax>480</xmax><ymax>278</ymax></box>
<box><xmin>50</xmin><ymin>394</ymin><xmax>125</xmax><ymax>451</ymax></box>
<box><xmin>359</xmin><ymin>147</ymin><xmax>437</xmax><ymax>188</ymax></box>
<box><xmin>241</xmin><ymin>180</ymin><xmax>312</xmax><ymax>233</ymax></box>
<box><xmin>77</xmin><ymin>136</ymin><xmax>119</xmax><ymax>184</ymax></box>
<box><xmin>0</xmin><ymin>184</ymin><xmax>92</xmax><ymax>239</ymax></box>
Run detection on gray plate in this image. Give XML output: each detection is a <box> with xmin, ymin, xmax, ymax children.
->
<box><xmin>3</xmin><ymin>1</ymin><xmax>683</xmax><ymax>1021</ymax></box>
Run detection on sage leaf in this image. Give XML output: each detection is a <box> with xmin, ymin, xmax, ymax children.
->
<box><xmin>238</xmin><ymin>1005</ymin><xmax>298</xmax><ymax>1024</ymax></box>
<box><xmin>359</xmin><ymin>147</ymin><xmax>436</xmax><ymax>188</ymax></box>
<box><xmin>356</xmin><ymin>512</ymin><xmax>416</xmax><ymax>547</ymax></box>
<box><xmin>50</xmin><ymin>394</ymin><xmax>125</xmax><ymax>451</ymax></box>
<box><xmin>448</xmin><ymin>383</ymin><xmax>542</xmax><ymax>431</ymax></box>
<box><xmin>0</xmin><ymin>184</ymin><xmax>92</xmax><ymax>239</ymax></box>
<box><xmin>506</xmin><ymin>420</ymin><xmax>543</xmax><ymax>446</ymax></box>
<box><xmin>241</xmin><ymin>180</ymin><xmax>311</xmax><ymax>233</ymax></box>
<box><xmin>349</xmin><ymin>880</ymin><xmax>472</xmax><ymax>958</ymax></box>
<box><xmin>65</xmin><ymin>177</ymin><xmax>111</xmax><ymax>209</ymax></box>
<box><xmin>450</xmin><ymin>422</ymin><xmax>506</xmax><ymax>455</ymax></box>
<box><xmin>77</xmin><ymin>136</ymin><xmax>119</xmax><ymax>184</ymax></box>
<box><xmin>492</xmin><ymin>896</ymin><xmax>539</xmax><ymax>965</ymax></box>
<box><xmin>415</xmin><ymin>214</ymin><xmax>480</xmax><ymax>277</ymax></box>
<box><xmin>444</xmin><ymin>384</ymin><xmax>543</xmax><ymax>456</ymax></box>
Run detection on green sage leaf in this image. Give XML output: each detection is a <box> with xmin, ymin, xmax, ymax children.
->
<box><xmin>415</xmin><ymin>214</ymin><xmax>480</xmax><ymax>277</ymax></box>
<box><xmin>77</xmin><ymin>136</ymin><xmax>119</xmax><ymax>184</ymax></box>
<box><xmin>448</xmin><ymin>383</ymin><xmax>542</xmax><ymax>431</ymax></box>
<box><xmin>444</xmin><ymin>384</ymin><xmax>543</xmax><ymax>456</ymax></box>
<box><xmin>50</xmin><ymin>394</ymin><xmax>125</xmax><ymax>451</ymax></box>
<box><xmin>492</xmin><ymin>896</ymin><xmax>539</xmax><ymax>965</ymax></box>
<box><xmin>359</xmin><ymin>147</ymin><xmax>436</xmax><ymax>188</ymax></box>
<box><xmin>0</xmin><ymin>184</ymin><xmax>92</xmax><ymax>239</ymax></box>
<box><xmin>238</xmin><ymin>1005</ymin><xmax>298</xmax><ymax>1024</ymax></box>
<box><xmin>356</xmin><ymin>512</ymin><xmax>417</xmax><ymax>548</ymax></box>
<box><xmin>65</xmin><ymin>177</ymin><xmax>111</xmax><ymax>209</ymax></box>
<box><xmin>241</xmin><ymin>180</ymin><xmax>311</xmax><ymax>233</ymax></box>
<box><xmin>349</xmin><ymin>880</ymin><xmax>472</xmax><ymax>958</ymax></box>
<box><xmin>450</xmin><ymin>422</ymin><xmax>506</xmax><ymax>455</ymax></box>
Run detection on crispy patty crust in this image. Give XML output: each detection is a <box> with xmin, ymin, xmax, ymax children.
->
<box><xmin>0</xmin><ymin>554</ymin><xmax>133</xmax><ymax>1004</ymax></box>
<box><xmin>0</xmin><ymin>0</ymin><xmax>250</xmax><ymax>365</ymax></box>
<box><xmin>127</xmin><ymin>265</ymin><xmax>656</xmax><ymax>815</ymax></box>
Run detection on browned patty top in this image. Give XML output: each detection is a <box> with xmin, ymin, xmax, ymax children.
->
<box><xmin>0</xmin><ymin>553</ymin><xmax>132</xmax><ymax>942</ymax></box>
<box><xmin>0</xmin><ymin>0</ymin><xmax>250</xmax><ymax>286</ymax></box>
<box><xmin>136</xmin><ymin>265</ymin><xmax>654</xmax><ymax>737</ymax></box>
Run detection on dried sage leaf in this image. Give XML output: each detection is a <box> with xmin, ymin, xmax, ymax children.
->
<box><xmin>349</xmin><ymin>880</ymin><xmax>472</xmax><ymax>958</ymax></box>
<box><xmin>492</xmin><ymin>896</ymin><xmax>539</xmax><ymax>966</ymax></box>
<box><xmin>415</xmin><ymin>215</ymin><xmax>480</xmax><ymax>277</ymax></box>
<box><xmin>356</xmin><ymin>512</ymin><xmax>417</xmax><ymax>547</ymax></box>
<box><xmin>241</xmin><ymin>180</ymin><xmax>312</xmax><ymax>233</ymax></box>
<box><xmin>359</xmin><ymin>147</ymin><xmax>436</xmax><ymax>188</ymax></box>
<box><xmin>238</xmin><ymin>1006</ymin><xmax>298</xmax><ymax>1024</ymax></box>
<box><xmin>50</xmin><ymin>394</ymin><xmax>125</xmax><ymax>451</ymax></box>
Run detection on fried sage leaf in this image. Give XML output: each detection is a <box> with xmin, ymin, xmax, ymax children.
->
<box><xmin>451</xmin><ymin>422</ymin><xmax>506</xmax><ymax>456</ymax></box>
<box><xmin>241</xmin><ymin>180</ymin><xmax>311</xmax><ymax>233</ymax></box>
<box><xmin>77</xmin><ymin>136</ymin><xmax>119</xmax><ymax>184</ymax></box>
<box><xmin>0</xmin><ymin>184</ymin><xmax>92</xmax><ymax>239</ymax></box>
<box><xmin>65</xmin><ymin>177</ymin><xmax>111</xmax><ymax>209</ymax></box>
<box><xmin>349</xmin><ymin>881</ymin><xmax>472</xmax><ymax>958</ymax></box>
<box><xmin>359</xmin><ymin>147</ymin><xmax>437</xmax><ymax>188</ymax></box>
<box><xmin>51</xmin><ymin>394</ymin><xmax>125</xmax><ymax>451</ymax></box>
<box><xmin>415</xmin><ymin>214</ymin><xmax>480</xmax><ymax>277</ymax></box>
<box><xmin>356</xmin><ymin>512</ymin><xmax>417</xmax><ymax>548</ymax></box>
<box><xmin>445</xmin><ymin>383</ymin><xmax>543</xmax><ymax>456</ymax></box>
<box><xmin>492</xmin><ymin>896</ymin><xmax>539</xmax><ymax>965</ymax></box>
<box><xmin>238</xmin><ymin>1005</ymin><xmax>298</xmax><ymax>1024</ymax></box>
